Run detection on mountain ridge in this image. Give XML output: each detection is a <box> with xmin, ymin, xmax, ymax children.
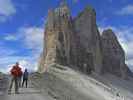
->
<box><xmin>38</xmin><ymin>2</ymin><xmax>132</xmax><ymax>79</ymax></box>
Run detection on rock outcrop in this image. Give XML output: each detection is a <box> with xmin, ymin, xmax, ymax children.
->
<box><xmin>74</xmin><ymin>6</ymin><xmax>103</xmax><ymax>74</ymax></box>
<box><xmin>101</xmin><ymin>29</ymin><xmax>128</xmax><ymax>78</ymax></box>
<box><xmin>42</xmin><ymin>3</ymin><xmax>72</xmax><ymax>68</ymax></box>
<box><xmin>38</xmin><ymin>2</ymin><xmax>132</xmax><ymax>79</ymax></box>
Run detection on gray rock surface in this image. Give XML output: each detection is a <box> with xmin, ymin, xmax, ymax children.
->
<box><xmin>101</xmin><ymin>29</ymin><xmax>129</xmax><ymax>78</ymax></box>
<box><xmin>32</xmin><ymin>64</ymin><xmax>107</xmax><ymax>100</ymax></box>
<box><xmin>74</xmin><ymin>6</ymin><xmax>103</xmax><ymax>74</ymax></box>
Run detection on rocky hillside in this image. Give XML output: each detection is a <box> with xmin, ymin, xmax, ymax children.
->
<box><xmin>38</xmin><ymin>2</ymin><xmax>132</xmax><ymax>79</ymax></box>
<box><xmin>31</xmin><ymin>64</ymin><xmax>133</xmax><ymax>100</ymax></box>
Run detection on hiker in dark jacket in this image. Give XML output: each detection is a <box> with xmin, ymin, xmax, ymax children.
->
<box><xmin>22</xmin><ymin>69</ymin><xmax>29</xmax><ymax>88</ymax></box>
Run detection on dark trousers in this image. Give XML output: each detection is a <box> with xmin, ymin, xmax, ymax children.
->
<box><xmin>22</xmin><ymin>79</ymin><xmax>28</xmax><ymax>88</ymax></box>
<box><xmin>9</xmin><ymin>76</ymin><xmax>18</xmax><ymax>93</ymax></box>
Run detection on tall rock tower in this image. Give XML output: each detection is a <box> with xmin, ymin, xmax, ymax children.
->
<box><xmin>38</xmin><ymin>1</ymin><xmax>73</xmax><ymax>72</ymax></box>
<box><xmin>74</xmin><ymin>6</ymin><xmax>103</xmax><ymax>74</ymax></box>
<box><xmin>101</xmin><ymin>29</ymin><xmax>128</xmax><ymax>78</ymax></box>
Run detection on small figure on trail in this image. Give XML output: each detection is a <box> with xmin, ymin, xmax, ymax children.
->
<box><xmin>22</xmin><ymin>69</ymin><xmax>29</xmax><ymax>88</ymax></box>
<box><xmin>8</xmin><ymin>62</ymin><xmax>22</xmax><ymax>94</ymax></box>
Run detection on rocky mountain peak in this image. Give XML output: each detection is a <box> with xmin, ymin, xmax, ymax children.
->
<box><xmin>101</xmin><ymin>29</ymin><xmax>129</xmax><ymax>78</ymax></box>
<box><xmin>102</xmin><ymin>29</ymin><xmax>118</xmax><ymax>40</ymax></box>
<box><xmin>77</xmin><ymin>6</ymin><xmax>96</xmax><ymax>20</ymax></box>
<box><xmin>38</xmin><ymin>3</ymin><xmax>132</xmax><ymax>79</ymax></box>
<box><xmin>85</xmin><ymin>6</ymin><xmax>96</xmax><ymax>14</ymax></box>
<box><xmin>102</xmin><ymin>29</ymin><xmax>124</xmax><ymax>54</ymax></box>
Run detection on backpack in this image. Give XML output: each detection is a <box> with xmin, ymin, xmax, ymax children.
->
<box><xmin>11</xmin><ymin>66</ymin><xmax>22</xmax><ymax>77</ymax></box>
<box><xmin>11</xmin><ymin>67</ymin><xmax>19</xmax><ymax>77</ymax></box>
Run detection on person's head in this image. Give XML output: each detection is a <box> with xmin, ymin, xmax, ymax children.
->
<box><xmin>25</xmin><ymin>69</ymin><xmax>27</xmax><ymax>72</ymax></box>
<box><xmin>16</xmin><ymin>62</ymin><xmax>19</xmax><ymax>66</ymax></box>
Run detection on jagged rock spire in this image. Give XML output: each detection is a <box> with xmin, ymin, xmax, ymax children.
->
<box><xmin>38</xmin><ymin>2</ymin><xmax>132</xmax><ymax>79</ymax></box>
<box><xmin>55</xmin><ymin>0</ymin><xmax>70</xmax><ymax>19</ymax></box>
<box><xmin>60</xmin><ymin>0</ymin><xmax>67</xmax><ymax>7</ymax></box>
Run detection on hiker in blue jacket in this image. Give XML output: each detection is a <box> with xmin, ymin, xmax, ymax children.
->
<box><xmin>22</xmin><ymin>69</ymin><xmax>29</xmax><ymax>88</ymax></box>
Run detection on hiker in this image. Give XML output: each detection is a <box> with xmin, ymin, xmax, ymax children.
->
<box><xmin>22</xmin><ymin>69</ymin><xmax>29</xmax><ymax>88</ymax></box>
<box><xmin>8</xmin><ymin>62</ymin><xmax>22</xmax><ymax>94</ymax></box>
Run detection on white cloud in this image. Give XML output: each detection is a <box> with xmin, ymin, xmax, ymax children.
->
<box><xmin>0</xmin><ymin>0</ymin><xmax>16</xmax><ymax>16</ymax></box>
<box><xmin>3</xmin><ymin>26</ymin><xmax>44</xmax><ymax>51</ymax></box>
<box><xmin>18</xmin><ymin>26</ymin><xmax>44</xmax><ymax>51</ymax></box>
<box><xmin>0</xmin><ymin>0</ymin><xmax>16</xmax><ymax>22</ymax></box>
<box><xmin>117</xmin><ymin>4</ymin><xmax>133</xmax><ymax>15</ymax></box>
<box><xmin>4</xmin><ymin>34</ymin><xmax>17</xmax><ymax>41</ymax></box>
<box><xmin>99</xmin><ymin>25</ymin><xmax>133</xmax><ymax>70</ymax></box>
<box><xmin>0</xmin><ymin>26</ymin><xmax>44</xmax><ymax>73</ymax></box>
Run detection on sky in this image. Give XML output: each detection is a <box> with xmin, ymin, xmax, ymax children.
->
<box><xmin>0</xmin><ymin>0</ymin><xmax>133</xmax><ymax>73</ymax></box>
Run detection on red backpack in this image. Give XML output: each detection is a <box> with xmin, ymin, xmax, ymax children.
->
<box><xmin>18</xmin><ymin>68</ymin><xmax>23</xmax><ymax>77</ymax></box>
<box><xmin>11</xmin><ymin>66</ymin><xmax>19</xmax><ymax>77</ymax></box>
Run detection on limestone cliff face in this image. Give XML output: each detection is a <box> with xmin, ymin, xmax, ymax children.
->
<box><xmin>38</xmin><ymin>3</ymin><xmax>132</xmax><ymax>78</ymax></box>
<box><xmin>74</xmin><ymin>7</ymin><xmax>103</xmax><ymax>74</ymax></box>
<box><xmin>101</xmin><ymin>29</ymin><xmax>128</xmax><ymax>78</ymax></box>
<box><xmin>39</xmin><ymin>3</ymin><xmax>73</xmax><ymax>72</ymax></box>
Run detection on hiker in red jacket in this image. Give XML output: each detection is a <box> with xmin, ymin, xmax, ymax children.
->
<box><xmin>8</xmin><ymin>62</ymin><xmax>22</xmax><ymax>94</ymax></box>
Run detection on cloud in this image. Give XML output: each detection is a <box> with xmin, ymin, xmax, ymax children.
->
<box><xmin>0</xmin><ymin>43</ymin><xmax>32</xmax><ymax>73</ymax></box>
<box><xmin>3</xmin><ymin>26</ymin><xmax>44</xmax><ymax>51</ymax></box>
<box><xmin>0</xmin><ymin>0</ymin><xmax>16</xmax><ymax>22</ymax></box>
<box><xmin>0</xmin><ymin>0</ymin><xmax>16</xmax><ymax>16</ymax></box>
<box><xmin>99</xmin><ymin>25</ymin><xmax>133</xmax><ymax>70</ymax></box>
<box><xmin>4</xmin><ymin>34</ymin><xmax>17</xmax><ymax>41</ymax></box>
<box><xmin>0</xmin><ymin>26</ymin><xmax>44</xmax><ymax>73</ymax></box>
<box><xmin>116</xmin><ymin>4</ymin><xmax>133</xmax><ymax>15</ymax></box>
<box><xmin>18</xmin><ymin>26</ymin><xmax>44</xmax><ymax>51</ymax></box>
